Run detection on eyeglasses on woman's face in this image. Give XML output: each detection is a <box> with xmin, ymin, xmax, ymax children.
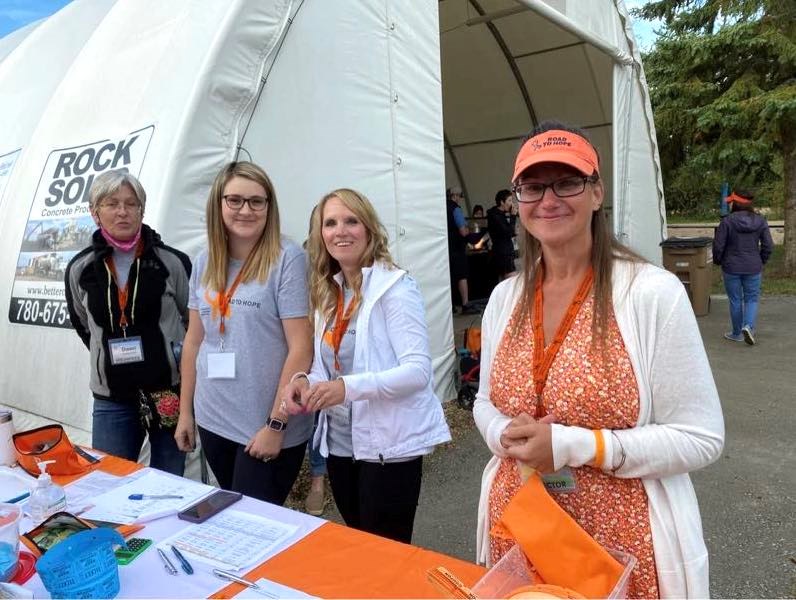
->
<box><xmin>98</xmin><ymin>199</ymin><xmax>141</xmax><ymax>212</ymax></box>
<box><xmin>223</xmin><ymin>194</ymin><xmax>268</xmax><ymax>211</ymax></box>
<box><xmin>512</xmin><ymin>175</ymin><xmax>599</xmax><ymax>204</ymax></box>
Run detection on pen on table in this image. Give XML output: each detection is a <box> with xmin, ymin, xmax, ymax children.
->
<box><xmin>170</xmin><ymin>545</ymin><xmax>193</xmax><ymax>575</ymax></box>
<box><xmin>7</xmin><ymin>492</ymin><xmax>30</xmax><ymax>504</ymax></box>
<box><xmin>157</xmin><ymin>547</ymin><xmax>178</xmax><ymax>575</ymax></box>
<box><xmin>128</xmin><ymin>493</ymin><xmax>184</xmax><ymax>500</ymax></box>
<box><xmin>213</xmin><ymin>568</ymin><xmax>260</xmax><ymax>590</ymax></box>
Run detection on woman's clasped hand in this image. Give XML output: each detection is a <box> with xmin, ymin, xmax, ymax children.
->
<box><xmin>499</xmin><ymin>413</ymin><xmax>557</xmax><ymax>474</ymax></box>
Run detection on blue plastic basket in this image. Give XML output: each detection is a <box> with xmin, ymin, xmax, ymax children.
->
<box><xmin>36</xmin><ymin>528</ymin><xmax>125</xmax><ymax>599</ymax></box>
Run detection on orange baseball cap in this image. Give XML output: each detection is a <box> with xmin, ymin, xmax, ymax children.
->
<box><xmin>726</xmin><ymin>192</ymin><xmax>752</xmax><ymax>206</ymax></box>
<box><xmin>512</xmin><ymin>129</ymin><xmax>600</xmax><ymax>182</ymax></box>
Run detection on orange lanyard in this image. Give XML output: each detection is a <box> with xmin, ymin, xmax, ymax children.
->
<box><xmin>531</xmin><ymin>263</ymin><xmax>594</xmax><ymax>417</ymax></box>
<box><xmin>204</xmin><ymin>254</ymin><xmax>255</xmax><ymax>337</ymax></box>
<box><xmin>104</xmin><ymin>242</ymin><xmax>142</xmax><ymax>333</ymax></box>
<box><xmin>331</xmin><ymin>285</ymin><xmax>359</xmax><ymax>372</ymax></box>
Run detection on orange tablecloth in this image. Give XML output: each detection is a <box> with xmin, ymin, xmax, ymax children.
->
<box><xmin>55</xmin><ymin>456</ymin><xmax>486</xmax><ymax>598</ymax></box>
<box><xmin>212</xmin><ymin>521</ymin><xmax>485</xmax><ymax>599</ymax></box>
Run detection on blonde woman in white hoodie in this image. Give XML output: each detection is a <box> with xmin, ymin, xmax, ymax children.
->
<box><xmin>283</xmin><ymin>188</ymin><xmax>450</xmax><ymax>543</ymax></box>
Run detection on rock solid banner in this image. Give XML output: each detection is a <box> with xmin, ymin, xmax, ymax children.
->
<box><xmin>9</xmin><ymin>126</ymin><xmax>154</xmax><ymax>328</ymax></box>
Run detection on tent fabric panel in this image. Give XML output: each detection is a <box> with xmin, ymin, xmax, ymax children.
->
<box><xmin>490</xmin><ymin>3</ymin><xmax>580</xmax><ymax>57</ymax></box>
<box><xmin>515</xmin><ymin>45</ymin><xmax>611</xmax><ymax>130</ymax></box>
<box><xmin>157</xmin><ymin>0</ymin><xmax>294</xmax><ymax>260</ymax></box>
<box><xmin>440</xmin><ymin>8</ymin><xmax>530</xmax><ymax>144</ymax></box>
<box><xmin>239</xmin><ymin>0</ymin><xmax>397</xmax><ymax>237</ymax></box>
<box><xmin>0</xmin><ymin>0</ymin><xmax>273</xmax><ymax>432</ymax></box>
<box><xmin>388</xmin><ymin>0</ymin><xmax>456</xmax><ymax>402</ymax></box>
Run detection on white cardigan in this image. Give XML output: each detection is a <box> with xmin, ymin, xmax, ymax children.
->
<box><xmin>474</xmin><ymin>259</ymin><xmax>724</xmax><ymax>598</ymax></box>
<box><xmin>309</xmin><ymin>262</ymin><xmax>451</xmax><ymax>461</ymax></box>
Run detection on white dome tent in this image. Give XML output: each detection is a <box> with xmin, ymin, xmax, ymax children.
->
<box><xmin>0</xmin><ymin>0</ymin><xmax>665</xmax><ymax>448</ymax></box>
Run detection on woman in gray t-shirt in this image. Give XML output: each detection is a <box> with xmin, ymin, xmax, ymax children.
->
<box><xmin>174</xmin><ymin>162</ymin><xmax>313</xmax><ymax>505</ymax></box>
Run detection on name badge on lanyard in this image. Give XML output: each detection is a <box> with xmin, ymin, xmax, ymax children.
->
<box><xmin>541</xmin><ymin>466</ymin><xmax>577</xmax><ymax>493</ymax></box>
<box><xmin>108</xmin><ymin>336</ymin><xmax>144</xmax><ymax>365</ymax></box>
<box><xmin>207</xmin><ymin>350</ymin><xmax>236</xmax><ymax>379</ymax></box>
<box><xmin>204</xmin><ymin>260</ymin><xmax>251</xmax><ymax>381</ymax></box>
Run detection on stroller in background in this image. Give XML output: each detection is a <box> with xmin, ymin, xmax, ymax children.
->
<box><xmin>456</xmin><ymin>318</ymin><xmax>482</xmax><ymax>410</ymax></box>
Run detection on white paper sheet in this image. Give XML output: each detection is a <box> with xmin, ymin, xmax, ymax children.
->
<box><xmin>234</xmin><ymin>578</ymin><xmax>318</xmax><ymax>599</ymax></box>
<box><xmin>63</xmin><ymin>470</ymin><xmax>137</xmax><ymax>514</ymax></box>
<box><xmin>158</xmin><ymin>509</ymin><xmax>298</xmax><ymax>570</ymax></box>
<box><xmin>79</xmin><ymin>468</ymin><xmax>215</xmax><ymax>524</ymax></box>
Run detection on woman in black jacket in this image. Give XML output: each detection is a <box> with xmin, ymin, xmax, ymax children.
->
<box><xmin>712</xmin><ymin>190</ymin><xmax>774</xmax><ymax>345</ymax></box>
<box><xmin>64</xmin><ymin>169</ymin><xmax>191</xmax><ymax>474</ymax></box>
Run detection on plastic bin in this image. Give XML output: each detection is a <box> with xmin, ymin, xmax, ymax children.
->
<box><xmin>660</xmin><ymin>237</ymin><xmax>713</xmax><ymax>316</ymax></box>
<box><xmin>471</xmin><ymin>544</ymin><xmax>637</xmax><ymax>599</ymax></box>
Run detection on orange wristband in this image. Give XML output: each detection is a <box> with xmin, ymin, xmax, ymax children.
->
<box><xmin>592</xmin><ymin>429</ymin><xmax>605</xmax><ymax>469</ymax></box>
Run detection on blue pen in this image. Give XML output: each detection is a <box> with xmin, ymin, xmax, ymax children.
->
<box><xmin>128</xmin><ymin>493</ymin><xmax>184</xmax><ymax>501</ymax></box>
<box><xmin>170</xmin><ymin>545</ymin><xmax>193</xmax><ymax>575</ymax></box>
<box><xmin>7</xmin><ymin>492</ymin><xmax>30</xmax><ymax>504</ymax></box>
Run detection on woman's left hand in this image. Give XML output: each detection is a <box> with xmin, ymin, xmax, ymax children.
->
<box><xmin>301</xmin><ymin>379</ymin><xmax>345</xmax><ymax>413</ymax></box>
<box><xmin>245</xmin><ymin>427</ymin><xmax>283</xmax><ymax>462</ymax></box>
<box><xmin>502</xmin><ymin>415</ymin><xmax>556</xmax><ymax>474</ymax></box>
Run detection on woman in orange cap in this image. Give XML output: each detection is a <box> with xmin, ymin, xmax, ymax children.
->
<box><xmin>712</xmin><ymin>189</ymin><xmax>773</xmax><ymax>345</ymax></box>
<box><xmin>474</xmin><ymin>121</ymin><xmax>725</xmax><ymax>598</ymax></box>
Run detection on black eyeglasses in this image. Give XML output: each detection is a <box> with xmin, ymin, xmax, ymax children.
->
<box><xmin>223</xmin><ymin>194</ymin><xmax>268</xmax><ymax>211</ymax></box>
<box><xmin>513</xmin><ymin>175</ymin><xmax>598</xmax><ymax>204</ymax></box>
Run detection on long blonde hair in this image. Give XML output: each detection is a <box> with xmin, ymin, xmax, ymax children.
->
<box><xmin>307</xmin><ymin>189</ymin><xmax>396</xmax><ymax>321</ymax></box>
<box><xmin>513</xmin><ymin>122</ymin><xmax>645</xmax><ymax>343</ymax></box>
<box><xmin>202</xmin><ymin>161</ymin><xmax>281</xmax><ymax>292</ymax></box>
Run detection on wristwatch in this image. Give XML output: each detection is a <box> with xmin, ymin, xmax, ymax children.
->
<box><xmin>266</xmin><ymin>417</ymin><xmax>287</xmax><ymax>432</ymax></box>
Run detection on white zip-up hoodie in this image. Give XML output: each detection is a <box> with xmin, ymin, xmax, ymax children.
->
<box><xmin>474</xmin><ymin>259</ymin><xmax>724</xmax><ymax>598</ymax></box>
<box><xmin>309</xmin><ymin>262</ymin><xmax>451</xmax><ymax>461</ymax></box>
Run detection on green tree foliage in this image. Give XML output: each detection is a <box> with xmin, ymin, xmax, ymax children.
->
<box><xmin>635</xmin><ymin>0</ymin><xmax>796</xmax><ymax>273</ymax></box>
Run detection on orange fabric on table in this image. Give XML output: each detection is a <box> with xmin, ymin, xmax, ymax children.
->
<box><xmin>52</xmin><ymin>453</ymin><xmax>142</xmax><ymax>485</ymax></box>
<box><xmin>210</xmin><ymin>522</ymin><xmax>486</xmax><ymax>599</ymax></box>
<box><xmin>488</xmin><ymin>295</ymin><xmax>660</xmax><ymax>598</ymax></box>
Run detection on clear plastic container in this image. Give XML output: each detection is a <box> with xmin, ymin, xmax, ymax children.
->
<box><xmin>471</xmin><ymin>544</ymin><xmax>637</xmax><ymax>599</ymax></box>
<box><xmin>0</xmin><ymin>503</ymin><xmax>22</xmax><ymax>582</ymax></box>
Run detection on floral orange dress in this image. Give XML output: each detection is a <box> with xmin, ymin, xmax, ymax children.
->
<box><xmin>488</xmin><ymin>295</ymin><xmax>660</xmax><ymax>599</ymax></box>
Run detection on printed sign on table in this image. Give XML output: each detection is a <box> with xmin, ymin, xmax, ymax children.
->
<box><xmin>8</xmin><ymin>126</ymin><xmax>154</xmax><ymax>328</ymax></box>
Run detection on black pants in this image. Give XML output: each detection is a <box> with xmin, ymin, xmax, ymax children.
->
<box><xmin>326</xmin><ymin>454</ymin><xmax>423</xmax><ymax>544</ymax></box>
<box><xmin>198</xmin><ymin>426</ymin><xmax>307</xmax><ymax>505</ymax></box>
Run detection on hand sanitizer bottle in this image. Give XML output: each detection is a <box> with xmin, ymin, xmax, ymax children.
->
<box><xmin>27</xmin><ymin>460</ymin><xmax>67</xmax><ymax>523</ymax></box>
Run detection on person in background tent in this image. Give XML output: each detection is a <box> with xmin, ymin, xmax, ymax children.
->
<box><xmin>474</xmin><ymin>120</ymin><xmax>724</xmax><ymax>597</ymax></box>
<box><xmin>712</xmin><ymin>189</ymin><xmax>773</xmax><ymax>345</ymax></box>
<box><xmin>282</xmin><ymin>188</ymin><xmax>451</xmax><ymax>543</ymax></box>
<box><xmin>447</xmin><ymin>186</ymin><xmax>478</xmax><ymax>314</ymax></box>
<box><xmin>487</xmin><ymin>188</ymin><xmax>518</xmax><ymax>281</ymax></box>
<box><xmin>174</xmin><ymin>161</ymin><xmax>313</xmax><ymax>504</ymax></box>
<box><xmin>472</xmin><ymin>204</ymin><xmax>485</xmax><ymax>218</ymax></box>
<box><xmin>64</xmin><ymin>170</ymin><xmax>190</xmax><ymax>475</ymax></box>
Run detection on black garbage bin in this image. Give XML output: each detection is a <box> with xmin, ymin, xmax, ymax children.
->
<box><xmin>660</xmin><ymin>237</ymin><xmax>713</xmax><ymax>316</ymax></box>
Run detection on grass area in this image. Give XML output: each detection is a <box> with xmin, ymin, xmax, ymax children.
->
<box><xmin>667</xmin><ymin>211</ymin><xmax>721</xmax><ymax>224</ymax></box>
<box><xmin>711</xmin><ymin>245</ymin><xmax>796</xmax><ymax>295</ymax></box>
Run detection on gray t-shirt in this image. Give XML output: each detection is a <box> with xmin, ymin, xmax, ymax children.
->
<box><xmin>320</xmin><ymin>286</ymin><xmax>356</xmax><ymax>457</ymax></box>
<box><xmin>188</xmin><ymin>240</ymin><xmax>312</xmax><ymax>447</ymax></box>
<box><xmin>112</xmin><ymin>247</ymin><xmax>136</xmax><ymax>288</ymax></box>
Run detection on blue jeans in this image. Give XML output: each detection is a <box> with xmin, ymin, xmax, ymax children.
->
<box><xmin>92</xmin><ymin>398</ymin><xmax>186</xmax><ymax>476</ymax></box>
<box><xmin>723</xmin><ymin>272</ymin><xmax>762</xmax><ymax>335</ymax></box>
<box><xmin>308</xmin><ymin>414</ymin><xmax>326</xmax><ymax>477</ymax></box>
